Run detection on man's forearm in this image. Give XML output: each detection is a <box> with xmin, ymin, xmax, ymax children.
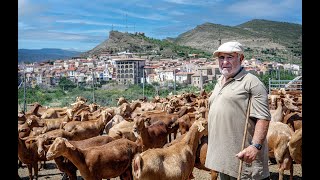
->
<box><xmin>252</xmin><ymin>119</ymin><xmax>270</xmax><ymax>144</ymax></box>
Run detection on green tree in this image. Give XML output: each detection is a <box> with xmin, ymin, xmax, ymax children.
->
<box><xmin>59</xmin><ymin>77</ymin><xmax>76</xmax><ymax>91</ymax></box>
<box><xmin>204</xmin><ymin>80</ymin><xmax>217</xmax><ymax>93</ymax></box>
<box><xmin>257</xmin><ymin>69</ymin><xmax>296</xmax><ymax>89</ymax></box>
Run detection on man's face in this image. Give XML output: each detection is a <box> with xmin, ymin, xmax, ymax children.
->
<box><xmin>217</xmin><ymin>52</ymin><xmax>242</xmax><ymax>78</ymax></box>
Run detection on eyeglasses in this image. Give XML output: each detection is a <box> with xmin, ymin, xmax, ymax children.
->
<box><xmin>218</xmin><ymin>55</ymin><xmax>237</xmax><ymax>62</ymax></box>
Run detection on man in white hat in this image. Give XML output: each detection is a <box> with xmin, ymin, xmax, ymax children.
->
<box><xmin>205</xmin><ymin>41</ymin><xmax>271</xmax><ymax>180</ymax></box>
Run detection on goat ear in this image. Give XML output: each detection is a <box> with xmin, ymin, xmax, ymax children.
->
<box><xmin>25</xmin><ymin>137</ymin><xmax>36</xmax><ymax>144</ymax></box>
<box><xmin>65</xmin><ymin>140</ymin><xmax>76</xmax><ymax>150</ymax></box>
<box><xmin>142</xmin><ymin>117</ymin><xmax>151</xmax><ymax>126</ymax></box>
<box><xmin>44</xmin><ymin>144</ymin><xmax>51</xmax><ymax>150</ymax></box>
<box><xmin>40</xmin><ymin>134</ymin><xmax>48</xmax><ymax>139</ymax></box>
<box><xmin>27</xmin><ymin>119</ymin><xmax>33</xmax><ymax>125</ymax></box>
<box><xmin>197</xmin><ymin>120</ymin><xmax>205</xmax><ymax>132</ymax></box>
<box><xmin>126</xmin><ymin>118</ymin><xmax>133</xmax><ymax>122</ymax></box>
<box><xmin>145</xmin><ymin>117</ymin><xmax>151</xmax><ymax>122</ymax></box>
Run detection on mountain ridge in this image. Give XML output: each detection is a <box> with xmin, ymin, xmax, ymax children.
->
<box><xmin>81</xmin><ymin>19</ymin><xmax>301</xmax><ymax>64</ymax></box>
<box><xmin>19</xmin><ymin>19</ymin><xmax>302</xmax><ymax>65</ymax></box>
<box><xmin>18</xmin><ymin>48</ymin><xmax>82</xmax><ymax>63</ymax></box>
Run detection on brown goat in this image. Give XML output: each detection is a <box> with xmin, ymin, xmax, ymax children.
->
<box><xmin>194</xmin><ymin>136</ymin><xmax>218</xmax><ymax>180</ymax></box>
<box><xmin>104</xmin><ymin>114</ymin><xmax>125</xmax><ymax>134</ymax></box>
<box><xmin>288</xmin><ymin>128</ymin><xmax>302</xmax><ymax>164</ymax></box>
<box><xmin>62</xmin><ymin>111</ymin><xmax>112</xmax><ymax>140</ymax></box>
<box><xmin>46</xmin><ymin>137</ymin><xmax>141</xmax><ymax>180</ymax></box>
<box><xmin>108</xmin><ymin>119</ymin><xmax>137</xmax><ymax>141</ymax></box>
<box><xmin>18</xmin><ymin>134</ymin><xmax>47</xmax><ymax>180</ymax></box>
<box><xmin>18</xmin><ymin>115</ymin><xmax>46</xmax><ymax>138</ymax></box>
<box><xmin>132</xmin><ymin>119</ymin><xmax>208</xmax><ymax>180</ymax></box>
<box><xmin>267</xmin><ymin>121</ymin><xmax>294</xmax><ymax>180</ymax></box>
<box><xmin>133</xmin><ymin>116</ymin><xmax>172</xmax><ymax>151</ymax></box>
<box><xmin>283</xmin><ymin>112</ymin><xmax>302</xmax><ymax>132</ymax></box>
<box><xmin>40</xmin><ymin>114</ymin><xmax>73</xmax><ymax>133</ymax></box>
<box><xmin>41</xmin><ymin>135</ymin><xmax>115</xmax><ymax>180</ymax></box>
<box><xmin>163</xmin><ymin>134</ymin><xmax>218</xmax><ymax>180</ymax></box>
<box><xmin>139</xmin><ymin>106</ymin><xmax>191</xmax><ymax>142</ymax></box>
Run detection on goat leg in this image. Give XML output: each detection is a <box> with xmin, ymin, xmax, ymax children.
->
<box><xmin>18</xmin><ymin>159</ymin><xmax>23</xmax><ymax>168</ymax></box>
<box><xmin>289</xmin><ymin>163</ymin><xmax>293</xmax><ymax>180</ymax></box>
<box><xmin>210</xmin><ymin>170</ymin><xmax>218</xmax><ymax>180</ymax></box>
<box><xmin>33</xmin><ymin>161</ymin><xmax>39</xmax><ymax>180</ymax></box>
<box><xmin>278</xmin><ymin>165</ymin><xmax>284</xmax><ymax>180</ymax></box>
<box><xmin>27</xmin><ymin>164</ymin><xmax>33</xmax><ymax>180</ymax></box>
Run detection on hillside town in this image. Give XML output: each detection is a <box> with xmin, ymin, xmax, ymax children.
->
<box><xmin>18</xmin><ymin>51</ymin><xmax>302</xmax><ymax>89</ymax></box>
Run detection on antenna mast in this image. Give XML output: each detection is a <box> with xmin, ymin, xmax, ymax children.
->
<box><xmin>218</xmin><ymin>27</ymin><xmax>221</xmax><ymax>45</ymax></box>
<box><xmin>125</xmin><ymin>13</ymin><xmax>128</xmax><ymax>33</ymax></box>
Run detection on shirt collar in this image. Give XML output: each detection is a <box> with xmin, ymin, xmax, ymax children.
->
<box><xmin>233</xmin><ymin>67</ymin><xmax>248</xmax><ymax>81</ymax></box>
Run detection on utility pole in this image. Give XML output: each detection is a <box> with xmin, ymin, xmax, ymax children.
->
<box><xmin>218</xmin><ymin>28</ymin><xmax>221</xmax><ymax>45</ymax></box>
<box><xmin>91</xmin><ymin>69</ymin><xmax>95</xmax><ymax>103</ymax></box>
<box><xmin>200</xmin><ymin>69</ymin><xmax>203</xmax><ymax>90</ymax></box>
<box><xmin>142</xmin><ymin>66</ymin><xmax>145</xmax><ymax>98</ymax></box>
<box><xmin>173</xmin><ymin>69</ymin><xmax>176</xmax><ymax>95</ymax></box>
<box><xmin>23</xmin><ymin>64</ymin><xmax>26</xmax><ymax>112</ymax></box>
<box><xmin>290</xmin><ymin>53</ymin><xmax>293</xmax><ymax>75</ymax></box>
<box><xmin>277</xmin><ymin>66</ymin><xmax>280</xmax><ymax>89</ymax></box>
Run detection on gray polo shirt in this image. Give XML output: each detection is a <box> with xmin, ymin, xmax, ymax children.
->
<box><xmin>205</xmin><ymin>67</ymin><xmax>271</xmax><ymax>179</ymax></box>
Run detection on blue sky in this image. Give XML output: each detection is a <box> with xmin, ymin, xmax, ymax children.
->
<box><xmin>18</xmin><ymin>0</ymin><xmax>302</xmax><ymax>52</ymax></box>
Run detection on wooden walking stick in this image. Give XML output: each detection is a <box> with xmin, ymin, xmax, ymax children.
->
<box><xmin>237</xmin><ymin>95</ymin><xmax>252</xmax><ymax>180</ymax></box>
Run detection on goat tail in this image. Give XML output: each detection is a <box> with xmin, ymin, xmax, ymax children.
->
<box><xmin>132</xmin><ymin>153</ymin><xmax>142</xmax><ymax>179</ymax></box>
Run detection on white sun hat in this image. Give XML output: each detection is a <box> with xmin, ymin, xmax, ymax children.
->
<box><xmin>213</xmin><ymin>41</ymin><xmax>244</xmax><ymax>57</ymax></box>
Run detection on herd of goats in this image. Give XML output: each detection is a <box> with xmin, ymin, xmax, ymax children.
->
<box><xmin>17</xmin><ymin>88</ymin><xmax>302</xmax><ymax>180</ymax></box>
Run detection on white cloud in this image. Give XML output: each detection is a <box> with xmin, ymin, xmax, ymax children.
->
<box><xmin>169</xmin><ymin>10</ymin><xmax>185</xmax><ymax>16</ymax></box>
<box><xmin>56</xmin><ymin>19</ymin><xmax>129</xmax><ymax>27</ymax></box>
<box><xmin>18</xmin><ymin>22</ymin><xmax>35</xmax><ymax>30</ymax></box>
<box><xmin>18</xmin><ymin>0</ymin><xmax>46</xmax><ymax>17</ymax></box>
<box><xmin>19</xmin><ymin>29</ymin><xmax>105</xmax><ymax>44</ymax></box>
<box><xmin>111</xmin><ymin>8</ymin><xmax>168</xmax><ymax>21</ymax></box>
<box><xmin>50</xmin><ymin>29</ymin><xmax>110</xmax><ymax>35</ymax></box>
<box><xmin>164</xmin><ymin>0</ymin><xmax>220</xmax><ymax>6</ymax></box>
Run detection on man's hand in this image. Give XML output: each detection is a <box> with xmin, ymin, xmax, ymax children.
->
<box><xmin>235</xmin><ymin>145</ymin><xmax>259</xmax><ymax>163</ymax></box>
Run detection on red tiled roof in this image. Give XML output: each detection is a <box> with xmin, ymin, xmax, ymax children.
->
<box><xmin>68</xmin><ymin>67</ymin><xmax>77</xmax><ymax>71</ymax></box>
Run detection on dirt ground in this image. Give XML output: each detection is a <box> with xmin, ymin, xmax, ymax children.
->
<box><xmin>18</xmin><ymin>160</ymin><xmax>302</xmax><ymax>180</ymax></box>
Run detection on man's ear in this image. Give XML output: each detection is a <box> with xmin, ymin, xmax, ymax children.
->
<box><xmin>239</xmin><ymin>54</ymin><xmax>244</xmax><ymax>62</ymax></box>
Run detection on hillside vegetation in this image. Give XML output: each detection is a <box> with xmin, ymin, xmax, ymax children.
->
<box><xmin>174</xmin><ymin>19</ymin><xmax>301</xmax><ymax>64</ymax></box>
<box><xmin>80</xmin><ymin>31</ymin><xmax>212</xmax><ymax>59</ymax></box>
<box><xmin>81</xmin><ymin>19</ymin><xmax>301</xmax><ymax>65</ymax></box>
